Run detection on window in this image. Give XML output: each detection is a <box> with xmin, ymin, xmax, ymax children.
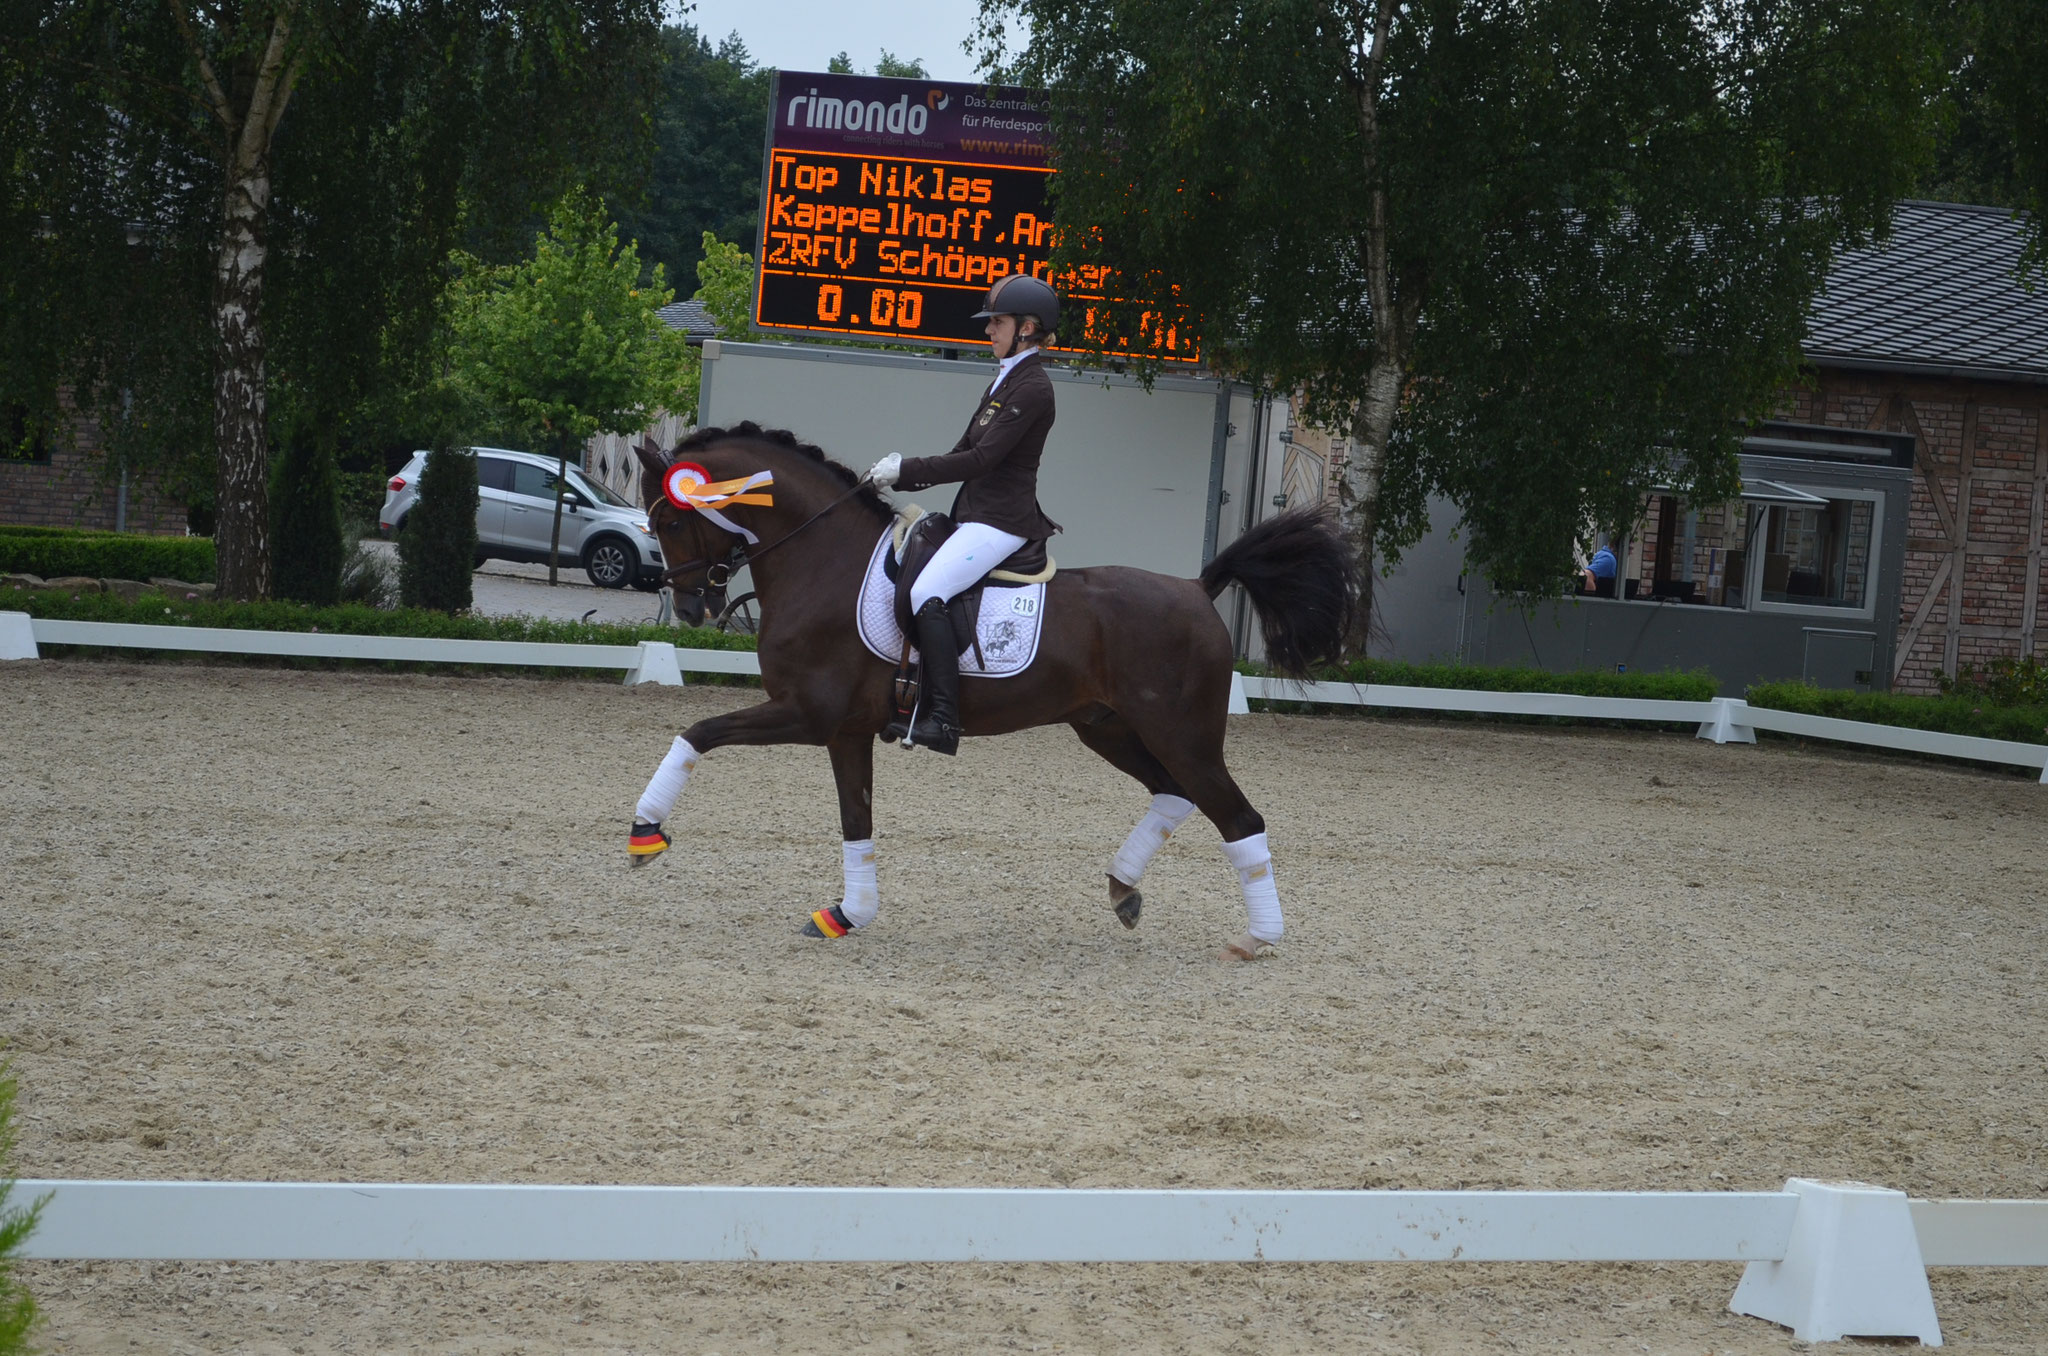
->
<box><xmin>476</xmin><ymin>456</ymin><xmax>515</xmax><ymax>492</ymax></box>
<box><xmin>569</xmin><ymin>469</ymin><xmax>631</xmax><ymax>508</ymax></box>
<box><xmin>3</xmin><ymin>403</ymin><xmax>51</xmax><ymax>464</ymax></box>
<box><xmin>1750</xmin><ymin>495</ymin><xmax>1876</xmax><ymax>612</ymax></box>
<box><xmin>508</xmin><ymin>462</ymin><xmax>563</xmax><ymax>500</ymax></box>
<box><xmin>1618</xmin><ymin>485</ymin><xmax>1880</xmax><ymax>615</ymax></box>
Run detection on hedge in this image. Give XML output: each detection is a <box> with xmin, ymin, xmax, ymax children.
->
<box><xmin>0</xmin><ymin>528</ymin><xmax>214</xmax><ymax>583</ymax></box>
<box><xmin>1745</xmin><ymin>681</ymin><xmax>2048</xmax><ymax>747</ymax></box>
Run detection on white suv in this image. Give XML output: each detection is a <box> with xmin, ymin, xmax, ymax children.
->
<box><xmin>379</xmin><ymin>447</ymin><xmax>664</xmax><ymax>590</ymax></box>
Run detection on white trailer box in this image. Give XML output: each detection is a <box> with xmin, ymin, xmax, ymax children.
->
<box><xmin>699</xmin><ymin>340</ymin><xmax>1262</xmax><ymax>584</ymax></box>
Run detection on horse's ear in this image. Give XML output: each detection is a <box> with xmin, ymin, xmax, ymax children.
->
<box><xmin>633</xmin><ymin>437</ymin><xmax>668</xmax><ymax>510</ymax></box>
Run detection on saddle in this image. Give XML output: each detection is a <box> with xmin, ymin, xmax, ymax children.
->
<box><xmin>884</xmin><ymin>509</ymin><xmax>1053</xmax><ymax>656</ymax></box>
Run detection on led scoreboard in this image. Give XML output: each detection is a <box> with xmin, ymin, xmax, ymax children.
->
<box><xmin>754</xmin><ymin>71</ymin><xmax>1190</xmax><ymax>359</ymax></box>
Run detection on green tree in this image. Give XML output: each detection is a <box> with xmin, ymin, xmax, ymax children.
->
<box><xmin>875</xmin><ymin>51</ymin><xmax>930</xmax><ymax>78</ymax></box>
<box><xmin>270</xmin><ymin>424</ymin><xmax>344</xmax><ymax>605</ymax></box>
<box><xmin>0</xmin><ymin>1</ymin><xmax>664</xmax><ymax>600</ymax></box>
<box><xmin>398</xmin><ymin>442</ymin><xmax>479</xmax><ymax>612</ymax></box>
<box><xmin>1970</xmin><ymin>0</ymin><xmax>2048</xmax><ymax>275</ymax></box>
<box><xmin>694</xmin><ymin>232</ymin><xmax>757</xmax><ymax>337</ymax></box>
<box><xmin>614</xmin><ymin>26</ymin><xmax>772</xmax><ymax>288</ymax></box>
<box><xmin>984</xmin><ymin>0</ymin><xmax>1943</xmax><ymax>632</ymax></box>
<box><xmin>0</xmin><ymin>1060</ymin><xmax>45</xmax><ymax>1356</ymax></box>
<box><xmin>450</xmin><ymin>190</ymin><xmax>697</xmax><ymax>583</ymax></box>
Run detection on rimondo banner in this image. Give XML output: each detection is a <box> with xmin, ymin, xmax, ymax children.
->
<box><xmin>753</xmin><ymin>72</ymin><xmax>1192</xmax><ymax>359</ymax></box>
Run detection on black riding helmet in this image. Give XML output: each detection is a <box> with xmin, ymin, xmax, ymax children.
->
<box><xmin>972</xmin><ymin>273</ymin><xmax>1059</xmax><ymax>337</ymax></box>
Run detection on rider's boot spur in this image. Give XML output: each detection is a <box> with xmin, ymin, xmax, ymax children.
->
<box><xmin>907</xmin><ymin>597</ymin><xmax>962</xmax><ymax>756</ymax></box>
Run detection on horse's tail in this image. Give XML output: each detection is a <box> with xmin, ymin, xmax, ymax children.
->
<box><xmin>1199</xmin><ymin>504</ymin><xmax>1361</xmax><ymax>678</ymax></box>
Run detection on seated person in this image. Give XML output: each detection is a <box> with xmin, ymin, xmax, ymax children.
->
<box><xmin>1582</xmin><ymin>544</ymin><xmax>1618</xmax><ymax>597</ymax></box>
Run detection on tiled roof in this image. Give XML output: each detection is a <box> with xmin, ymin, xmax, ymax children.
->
<box><xmin>656</xmin><ymin>298</ymin><xmax>718</xmax><ymax>338</ymax></box>
<box><xmin>1807</xmin><ymin>200</ymin><xmax>2048</xmax><ymax>381</ymax></box>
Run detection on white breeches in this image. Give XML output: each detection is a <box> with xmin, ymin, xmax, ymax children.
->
<box><xmin>908</xmin><ymin>522</ymin><xmax>1029</xmax><ymax>612</ymax></box>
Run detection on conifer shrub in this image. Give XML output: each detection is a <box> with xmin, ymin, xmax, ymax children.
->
<box><xmin>398</xmin><ymin>444</ymin><xmax>479</xmax><ymax>612</ymax></box>
<box><xmin>0</xmin><ymin>1060</ymin><xmax>45</xmax><ymax>1355</ymax></box>
<box><xmin>270</xmin><ymin>430</ymin><xmax>345</xmax><ymax>606</ymax></box>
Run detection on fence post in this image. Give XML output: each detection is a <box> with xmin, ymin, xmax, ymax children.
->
<box><xmin>1227</xmin><ymin>672</ymin><xmax>1250</xmax><ymax>714</ymax></box>
<box><xmin>0</xmin><ymin>610</ymin><xmax>38</xmax><ymax>661</ymax></box>
<box><xmin>623</xmin><ymin>640</ymin><xmax>684</xmax><ymax>687</ymax></box>
<box><xmin>1696</xmin><ymin>696</ymin><xmax>1757</xmax><ymax>745</ymax></box>
<box><xmin>1729</xmin><ymin>1178</ymin><xmax>1942</xmax><ymax>1345</ymax></box>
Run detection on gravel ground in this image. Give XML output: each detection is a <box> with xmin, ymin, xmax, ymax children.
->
<box><xmin>359</xmin><ymin>541</ymin><xmax>673</xmax><ymax>625</ymax></box>
<box><xmin>2</xmin><ymin>661</ymin><xmax>2044</xmax><ymax>1355</ymax></box>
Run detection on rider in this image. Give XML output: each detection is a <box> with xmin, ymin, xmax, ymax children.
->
<box><xmin>866</xmin><ymin>273</ymin><xmax>1063</xmax><ymax>757</ymax></box>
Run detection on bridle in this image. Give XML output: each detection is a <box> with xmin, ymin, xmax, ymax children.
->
<box><xmin>656</xmin><ymin>475</ymin><xmax>874</xmax><ymax>591</ymax></box>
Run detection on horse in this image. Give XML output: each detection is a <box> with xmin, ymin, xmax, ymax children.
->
<box><xmin>627</xmin><ymin>421</ymin><xmax>1358</xmax><ymax>958</ymax></box>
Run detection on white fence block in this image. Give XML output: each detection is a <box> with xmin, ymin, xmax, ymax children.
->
<box><xmin>14</xmin><ymin>1182</ymin><xmax>1795</xmax><ymax>1264</ymax></box>
<box><xmin>623</xmin><ymin>640</ymin><xmax>684</xmax><ymax>686</ymax></box>
<box><xmin>1227</xmin><ymin>671</ymin><xmax>1250</xmax><ymax>714</ymax></box>
<box><xmin>0</xmin><ymin>610</ymin><xmax>37</xmax><ymax>660</ymax></box>
<box><xmin>1730</xmin><ymin>1179</ymin><xmax>1943</xmax><ymax>1346</ymax></box>
<box><xmin>1696</xmin><ymin>696</ymin><xmax>1758</xmax><ymax>745</ymax></box>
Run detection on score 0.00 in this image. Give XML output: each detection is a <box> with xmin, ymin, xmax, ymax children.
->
<box><xmin>816</xmin><ymin>283</ymin><xmax>923</xmax><ymax>330</ymax></box>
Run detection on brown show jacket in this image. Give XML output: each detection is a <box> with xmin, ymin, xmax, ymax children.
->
<box><xmin>896</xmin><ymin>351</ymin><xmax>1063</xmax><ymax>541</ymax></box>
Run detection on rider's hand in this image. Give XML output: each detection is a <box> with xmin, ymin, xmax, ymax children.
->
<box><xmin>866</xmin><ymin>453</ymin><xmax>902</xmax><ymax>489</ymax></box>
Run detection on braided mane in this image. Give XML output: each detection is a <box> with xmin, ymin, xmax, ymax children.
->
<box><xmin>671</xmin><ymin>421</ymin><xmax>892</xmax><ymax>519</ymax></box>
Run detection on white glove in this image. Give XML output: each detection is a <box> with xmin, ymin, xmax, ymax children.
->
<box><xmin>866</xmin><ymin>453</ymin><xmax>902</xmax><ymax>489</ymax></box>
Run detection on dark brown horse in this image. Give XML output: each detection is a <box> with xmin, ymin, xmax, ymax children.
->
<box><xmin>629</xmin><ymin>422</ymin><xmax>1357</xmax><ymax>957</ymax></box>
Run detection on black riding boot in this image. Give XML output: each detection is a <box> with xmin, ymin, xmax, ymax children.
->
<box><xmin>909</xmin><ymin>597</ymin><xmax>962</xmax><ymax>756</ymax></box>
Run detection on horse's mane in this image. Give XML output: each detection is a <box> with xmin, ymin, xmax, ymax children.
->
<box><xmin>671</xmin><ymin>421</ymin><xmax>892</xmax><ymax>520</ymax></box>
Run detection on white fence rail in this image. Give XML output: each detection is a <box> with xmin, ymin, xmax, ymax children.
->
<box><xmin>14</xmin><ymin>1179</ymin><xmax>2045</xmax><ymax>1344</ymax></box>
<box><xmin>1234</xmin><ymin>675</ymin><xmax>2048</xmax><ymax>782</ymax></box>
<box><xmin>4</xmin><ymin>614</ymin><xmax>759</xmax><ymax>685</ymax></box>
<box><xmin>5</xmin><ymin>614</ymin><xmax>2041</xmax><ymax>781</ymax></box>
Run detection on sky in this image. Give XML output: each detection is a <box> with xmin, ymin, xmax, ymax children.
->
<box><xmin>677</xmin><ymin>0</ymin><xmax>995</xmax><ymax>83</ymax></box>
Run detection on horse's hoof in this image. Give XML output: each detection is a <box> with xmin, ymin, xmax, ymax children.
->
<box><xmin>803</xmin><ymin>906</ymin><xmax>855</xmax><ymax>939</ymax></box>
<box><xmin>1222</xmin><ymin>932</ymin><xmax>1276</xmax><ymax>961</ymax></box>
<box><xmin>1114</xmin><ymin>890</ymin><xmax>1142</xmax><ymax>929</ymax></box>
<box><xmin>628</xmin><ymin>821</ymin><xmax>670</xmax><ymax>865</ymax></box>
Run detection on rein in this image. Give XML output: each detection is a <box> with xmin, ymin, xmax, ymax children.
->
<box><xmin>659</xmin><ymin>477</ymin><xmax>873</xmax><ymax>590</ymax></box>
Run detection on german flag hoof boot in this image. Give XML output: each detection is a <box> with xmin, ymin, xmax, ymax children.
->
<box><xmin>628</xmin><ymin>820</ymin><xmax>671</xmax><ymax>864</ymax></box>
<box><xmin>803</xmin><ymin>905</ymin><xmax>856</xmax><ymax>938</ymax></box>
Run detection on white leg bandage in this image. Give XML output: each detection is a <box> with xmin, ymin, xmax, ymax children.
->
<box><xmin>839</xmin><ymin>839</ymin><xmax>880</xmax><ymax>927</ymax></box>
<box><xmin>1221</xmin><ymin>832</ymin><xmax>1283</xmax><ymax>943</ymax></box>
<box><xmin>635</xmin><ymin>736</ymin><xmax>701</xmax><ymax>824</ymax></box>
<box><xmin>1109</xmin><ymin>793</ymin><xmax>1198</xmax><ymax>886</ymax></box>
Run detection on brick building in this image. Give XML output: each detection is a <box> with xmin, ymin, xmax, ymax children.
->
<box><xmin>1784</xmin><ymin>201</ymin><xmax>2048</xmax><ymax>693</ymax></box>
<box><xmin>0</xmin><ymin>397</ymin><xmax>188</xmax><ymax>534</ymax></box>
<box><xmin>1289</xmin><ymin>201</ymin><xmax>2048</xmax><ymax>693</ymax></box>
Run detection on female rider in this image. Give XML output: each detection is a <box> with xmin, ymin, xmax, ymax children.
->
<box><xmin>865</xmin><ymin>274</ymin><xmax>1063</xmax><ymax>756</ymax></box>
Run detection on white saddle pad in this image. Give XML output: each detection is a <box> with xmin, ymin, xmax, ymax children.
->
<box><xmin>855</xmin><ymin>527</ymin><xmax>1046</xmax><ymax>678</ymax></box>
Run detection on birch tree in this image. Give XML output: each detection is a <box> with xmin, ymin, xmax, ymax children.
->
<box><xmin>0</xmin><ymin>1</ymin><xmax>663</xmax><ymax>598</ymax></box>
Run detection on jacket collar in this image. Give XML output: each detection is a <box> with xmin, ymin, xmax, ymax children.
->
<box><xmin>989</xmin><ymin>346</ymin><xmax>1042</xmax><ymax>394</ymax></box>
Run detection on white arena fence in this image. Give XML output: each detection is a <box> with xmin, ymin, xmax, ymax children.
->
<box><xmin>13</xmin><ymin>1178</ymin><xmax>2048</xmax><ymax>1345</ymax></box>
<box><xmin>2</xmin><ymin>612</ymin><xmax>2042</xmax><ymax>782</ymax></box>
